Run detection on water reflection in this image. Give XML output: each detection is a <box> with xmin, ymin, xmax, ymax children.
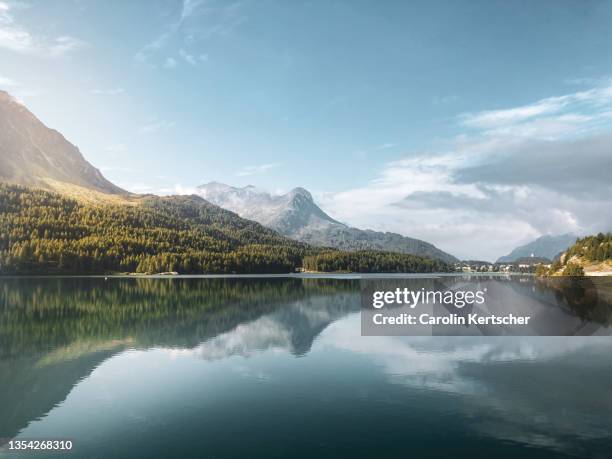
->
<box><xmin>1</xmin><ymin>276</ymin><xmax>611</xmax><ymax>458</ymax></box>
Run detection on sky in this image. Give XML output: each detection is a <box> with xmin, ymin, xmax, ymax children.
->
<box><xmin>1</xmin><ymin>0</ymin><xmax>612</xmax><ymax>260</ymax></box>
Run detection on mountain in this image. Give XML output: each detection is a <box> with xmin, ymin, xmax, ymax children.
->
<box><xmin>197</xmin><ymin>182</ymin><xmax>457</xmax><ymax>262</ymax></box>
<box><xmin>496</xmin><ymin>234</ymin><xmax>577</xmax><ymax>263</ymax></box>
<box><xmin>0</xmin><ymin>90</ymin><xmax>124</xmax><ymax>194</ymax></box>
<box><xmin>196</xmin><ymin>182</ymin><xmax>342</xmax><ymax>234</ymax></box>
<box><xmin>0</xmin><ymin>93</ymin><xmax>451</xmax><ymax>274</ymax></box>
<box><xmin>1</xmin><ymin>184</ymin><xmax>449</xmax><ymax>274</ymax></box>
<box><xmin>0</xmin><ymin>92</ymin><xmax>448</xmax><ymax>274</ymax></box>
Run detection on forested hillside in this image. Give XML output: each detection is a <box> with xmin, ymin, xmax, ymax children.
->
<box><xmin>0</xmin><ymin>184</ymin><xmax>309</xmax><ymax>274</ymax></box>
<box><xmin>565</xmin><ymin>233</ymin><xmax>612</xmax><ymax>262</ymax></box>
<box><xmin>537</xmin><ymin>233</ymin><xmax>612</xmax><ymax>276</ymax></box>
<box><xmin>0</xmin><ymin>184</ymin><xmax>451</xmax><ymax>274</ymax></box>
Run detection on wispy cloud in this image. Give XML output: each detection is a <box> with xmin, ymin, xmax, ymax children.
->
<box><xmin>134</xmin><ymin>33</ymin><xmax>170</xmax><ymax>65</ymax></box>
<box><xmin>179</xmin><ymin>48</ymin><xmax>197</xmax><ymax>65</ymax></box>
<box><xmin>460</xmin><ymin>96</ymin><xmax>570</xmax><ymax>129</ymax></box>
<box><xmin>459</xmin><ymin>83</ymin><xmax>612</xmax><ymax>134</ymax></box>
<box><xmin>0</xmin><ymin>2</ymin><xmax>86</xmax><ymax>57</ymax></box>
<box><xmin>180</xmin><ymin>0</ymin><xmax>206</xmax><ymax>24</ymax></box>
<box><xmin>163</xmin><ymin>57</ymin><xmax>178</xmax><ymax>69</ymax></box>
<box><xmin>134</xmin><ymin>0</ymin><xmax>246</xmax><ymax>67</ymax></box>
<box><xmin>138</xmin><ymin>120</ymin><xmax>175</xmax><ymax>135</ymax></box>
<box><xmin>92</xmin><ymin>88</ymin><xmax>125</xmax><ymax>95</ymax></box>
<box><xmin>236</xmin><ymin>163</ymin><xmax>281</xmax><ymax>177</ymax></box>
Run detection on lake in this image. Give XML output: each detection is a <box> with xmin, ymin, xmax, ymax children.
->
<box><xmin>1</xmin><ymin>275</ymin><xmax>611</xmax><ymax>458</ymax></box>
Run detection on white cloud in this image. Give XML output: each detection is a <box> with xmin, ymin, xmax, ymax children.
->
<box><xmin>236</xmin><ymin>163</ymin><xmax>281</xmax><ymax>177</ymax></box>
<box><xmin>0</xmin><ymin>2</ymin><xmax>86</xmax><ymax>57</ymax></box>
<box><xmin>120</xmin><ymin>182</ymin><xmax>197</xmax><ymax>196</ymax></box>
<box><xmin>167</xmin><ymin>184</ymin><xmax>197</xmax><ymax>195</ymax></box>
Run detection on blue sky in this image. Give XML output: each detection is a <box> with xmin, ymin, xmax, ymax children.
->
<box><xmin>1</xmin><ymin>0</ymin><xmax>612</xmax><ymax>259</ymax></box>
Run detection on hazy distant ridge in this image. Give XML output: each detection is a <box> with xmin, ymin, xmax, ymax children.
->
<box><xmin>496</xmin><ymin>234</ymin><xmax>577</xmax><ymax>263</ymax></box>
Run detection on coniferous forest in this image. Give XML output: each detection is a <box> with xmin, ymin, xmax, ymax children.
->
<box><xmin>0</xmin><ymin>184</ymin><xmax>451</xmax><ymax>275</ymax></box>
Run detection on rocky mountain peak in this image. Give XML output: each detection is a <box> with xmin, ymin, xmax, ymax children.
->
<box><xmin>288</xmin><ymin>187</ymin><xmax>313</xmax><ymax>201</ymax></box>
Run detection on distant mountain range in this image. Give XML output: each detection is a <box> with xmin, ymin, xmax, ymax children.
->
<box><xmin>0</xmin><ymin>90</ymin><xmax>124</xmax><ymax>194</ymax></box>
<box><xmin>0</xmin><ymin>89</ymin><xmax>454</xmax><ymax>264</ymax></box>
<box><xmin>0</xmin><ymin>91</ymin><xmax>451</xmax><ymax>274</ymax></box>
<box><xmin>197</xmin><ymin>182</ymin><xmax>457</xmax><ymax>263</ymax></box>
<box><xmin>496</xmin><ymin>234</ymin><xmax>577</xmax><ymax>263</ymax></box>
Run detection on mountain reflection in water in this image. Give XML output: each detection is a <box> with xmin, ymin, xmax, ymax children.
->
<box><xmin>1</xmin><ymin>275</ymin><xmax>611</xmax><ymax>459</ymax></box>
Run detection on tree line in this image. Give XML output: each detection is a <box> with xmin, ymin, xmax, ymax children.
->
<box><xmin>302</xmin><ymin>250</ymin><xmax>451</xmax><ymax>273</ymax></box>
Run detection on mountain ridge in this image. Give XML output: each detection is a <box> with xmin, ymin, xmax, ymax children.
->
<box><xmin>197</xmin><ymin>182</ymin><xmax>457</xmax><ymax>263</ymax></box>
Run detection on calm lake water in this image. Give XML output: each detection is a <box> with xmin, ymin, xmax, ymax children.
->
<box><xmin>1</xmin><ymin>275</ymin><xmax>611</xmax><ymax>459</ymax></box>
